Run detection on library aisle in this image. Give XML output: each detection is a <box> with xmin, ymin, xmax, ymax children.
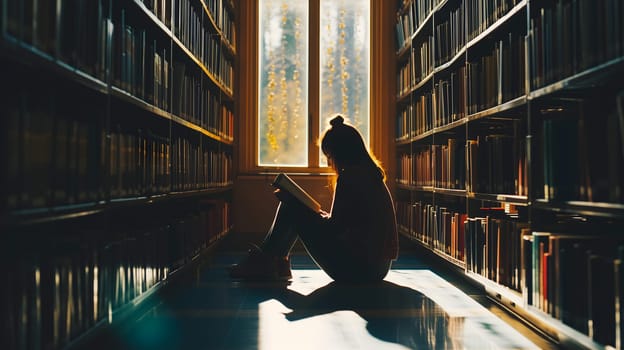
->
<box><xmin>78</xmin><ymin>236</ymin><xmax>557</xmax><ymax>350</ymax></box>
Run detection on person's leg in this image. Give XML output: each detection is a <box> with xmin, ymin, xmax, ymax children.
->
<box><xmin>230</xmin><ymin>200</ymin><xmax>392</xmax><ymax>282</ymax></box>
<box><xmin>295</xmin><ymin>230</ymin><xmax>392</xmax><ymax>283</ymax></box>
<box><xmin>229</xmin><ymin>200</ymin><xmax>320</xmax><ymax>281</ymax></box>
<box><xmin>259</xmin><ymin>202</ymin><xmax>300</xmax><ymax>257</ymax></box>
<box><xmin>259</xmin><ymin>204</ymin><xmax>393</xmax><ymax>283</ymax></box>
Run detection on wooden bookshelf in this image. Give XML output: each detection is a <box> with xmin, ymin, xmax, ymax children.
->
<box><xmin>395</xmin><ymin>0</ymin><xmax>624</xmax><ymax>349</ymax></box>
<box><xmin>0</xmin><ymin>0</ymin><xmax>237</xmax><ymax>349</ymax></box>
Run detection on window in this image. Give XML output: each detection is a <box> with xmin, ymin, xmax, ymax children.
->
<box><xmin>258</xmin><ymin>0</ymin><xmax>370</xmax><ymax>168</ymax></box>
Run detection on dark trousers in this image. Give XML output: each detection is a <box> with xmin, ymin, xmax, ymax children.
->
<box><xmin>261</xmin><ymin>201</ymin><xmax>391</xmax><ymax>282</ymax></box>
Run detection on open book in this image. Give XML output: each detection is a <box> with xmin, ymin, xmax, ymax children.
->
<box><xmin>272</xmin><ymin>173</ymin><xmax>322</xmax><ymax>213</ymax></box>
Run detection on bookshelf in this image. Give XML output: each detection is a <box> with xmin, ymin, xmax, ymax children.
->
<box><xmin>0</xmin><ymin>0</ymin><xmax>236</xmax><ymax>349</ymax></box>
<box><xmin>395</xmin><ymin>0</ymin><xmax>624</xmax><ymax>348</ymax></box>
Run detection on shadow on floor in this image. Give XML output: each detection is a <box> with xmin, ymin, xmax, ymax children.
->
<box><xmin>245</xmin><ymin>278</ymin><xmax>464</xmax><ymax>349</ymax></box>
<box><xmin>76</xmin><ymin>238</ymin><xmax>556</xmax><ymax>350</ymax></box>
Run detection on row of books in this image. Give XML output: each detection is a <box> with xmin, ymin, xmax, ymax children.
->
<box><xmin>396</xmin><ymin>90</ymin><xmax>434</xmax><ymax>140</ymax></box>
<box><xmin>221</xmin><ymin>6</ymin><xmax>236</xmax><ymax>48</ymax></box>
<box><xmin>1</xmin><ymin>201</ymin><xmax>231</xmax><ymax>350</ymax></box>
<box><xmin>113</xmin><ymin>10</ymin><xmax>170</xmax><ymax>111</ymax></box>
<box><xmin>396</xmin><ymin>199</ymin><xmax>538</xmax><ymax>294</ymax></box>
<box><xmin>171</xmin><ymin>137</ymin><xmax>233</xmax><ymax>192</ymax></box>
<box><xmin>397</xmin><ymin>201</ymin><xmax>467</xmax><ymax>261</ymax></box>
<box><xmin>174</xmin><ymin>0</ymin><xmax>208</xmax><ymax>64</ymax></box>
<box><xmin>138</xmin><ymin>0</ymin><xmax>234</xmax><ymax>48</ymax></box>
<box><xmin>217</xmin><ymin>50</ymin><xmax>233</xmax><ymax>92</ymax></box>
<box><xmin>397</xmin><ymin>139</ymin><xmax>466</xmax><ymax>189</ymax></box>
<box><xmin>89</xmin><ymin>4</ymin><xmax>235</xmax><ymax>128</ymax></box>
<box><xmin>2</xmin><ymin>0</ymin><xmax>233</xmax><ymax>105</ymax></box>
<box><xmin>523</xmin><ymin>231</ymin><xmax>624</xmax><ymax>347</ymax></box>
<box><xmin>466</xmin><ymin>31</ymin><xmax>525</xmax><ymax>114</ymax></box>
<box><xmin>398</xmin><ymin>203</ymin><xmax>528</xmax><ymax>292</ymax></box>
<box><xmin>397</xmin><ymin>148</ymin><xmax>432</xmax><ymax>187</ymax></box>
<box><xmin>205</xmin><ymin>0</ymin><xmax>236</xmax><ymax>46</ymax></box>
<box><xmin>433</xmin><ymin>66</ymin><xmax>467</xmax><ymax>127</ymax></box>
<box><xmin>398</xmin><ymin>36</ymin><xmax>524</xmax><ymax>138</ymax></box>
<box><xmin>1</xmin><ymin>83</ymin><xmax>233</xmax><ymax>212</ymax></box>
<box><xmin>397</xmin><ymin>58</ymin><xmax>412</xmax><ymax>97</ymax></box>
<box><xmin>172</xmin><ymin>62</ymin><xmax>234</xmax><ymax>141</ymax></box>
<box><xmin>466</xmin><ymin>213</ymin><xmax>526</xmax><ymax>292</ymax></box>
<box><xmin>398</xmin><ymin>135</ymin><xmax>526</xmax><ymax>194</ymax></box>
<box><xmin>109</xmin><ymin>128</ymin><xmax>169</xmax><ymax>198</ymax></box>
<box><xmin>397</xmin><ymin>67</ymin><xmax>465</xmax><ymax>141</ymax></box>
<box><xmin>397</xmin><ymin>0</ymin><xmax>523</xmax><ymax>51</ymax></box>
<box><xmin>466</xmin><ymin>0</ymin><xmax>522</xmax><ymax>41</ymax></box>
<box><xmin>397</xmin><ymin>36</ymin><xmax>434</xmax><ymax>97</ymax></box>
<box><xmin>124</xmin><ymin>0</ymin><xmax>237</xmax><ymax>94</ymax></box>
<box><xmin>528</xmin><ymin>0</ymin><xmax>624</xmax><ymax>90</ymax></box>
<box><xmin>399</xmin><ymin>0</ymin><xmax>623</xmax><ymax>101</ymax></box>
<box><xmin>466</xmin><ymin>134</ymin><xmax>527</xmax><ymax>196</ymax></box>
<box><xmin>400</xmin><ymin>205</ymin><xmax>624</xmax><ymax>346</ymax></box>
<box><xmin>109</xmin><ymin>128</ymin><xmax>233</xmax><ymax>198</ymax></box>
<box><xmin>4</xmin><ymin>0</ymin><xmax>109</xmax><ymax>80</ymax></box>
<box><xmin>434</xmin><ymin>2</ymin><xmax>465</xmax><ymax>67</ymax></box>
<box><xmin>169</xmin><ymin>199</ymin><xmax>232</xmax><ymax>266</ymax></box>
<box><xmin>395</xmin><ymin>0</ymin><xmax>444</xmax><ymax>50</ymax></box>
<box><xmin>173</xmin><ymin>0</ymin><xmax>233</xmax><ymax>87</ymax></box>
<box><xmin>540</xmin><ymin>95</ymin><xmax>624</xmax><ymax>203</ymax></box>
<box><xmin>112</xmin><ymin>5</ymin><xmax>232</xmax><ymax>107</ymax></box>
<box><xmin>433</xmin><ymin>140</ymin><xmax>466</xmax><ymax>190</ymax></box>
<box><xmin>3</xmin><ymin>88</ymin><xmax>104</xmax><ymax>210</ymax></box>
<box><xmin>141</xmin><ymin>0</ymin><xmax>172</xmax><ymax>28</ymax></box>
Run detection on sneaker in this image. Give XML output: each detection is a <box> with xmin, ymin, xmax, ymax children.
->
<box><xmin>228</xmin><ymin>245</ymin><xmax>292</xmax><ymax>281</ymax></box>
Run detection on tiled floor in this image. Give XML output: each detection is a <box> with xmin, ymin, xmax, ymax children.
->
<box><xmin>85</xmin><ymin>239</ymin><xmax>558</xmax><ymax>350</ymax></box>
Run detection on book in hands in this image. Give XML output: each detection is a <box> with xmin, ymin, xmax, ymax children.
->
<box><xmin>272</xmin><ymin>173</ymin><xmax>322</xmax><ymax>213</ymax></box>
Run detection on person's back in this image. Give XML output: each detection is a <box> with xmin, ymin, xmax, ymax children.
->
<box><xmin>329</xmin><ymin>165</ymin><xmax>398</xmax><ymax>263</ymax></box>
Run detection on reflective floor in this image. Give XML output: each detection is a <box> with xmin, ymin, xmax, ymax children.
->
<box><xmin>86</xmin><ymin>247</ymin><xmax>558</xmax><ymax>350</ymax></box>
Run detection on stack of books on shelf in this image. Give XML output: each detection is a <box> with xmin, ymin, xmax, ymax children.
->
<box><xmin>395</xmin><ymin>0</ymin><xmax>444</xmax><ymax>51</ymax></box>
<box><xmin>467</xmin><ymin>31</ymin><xmax>525</xmax><ymax>114</ymax></box>
<box><xmin>395</xmin><ymin>0</ymin><xmax>624</xmax><ymax>348</ymax></box>
<box><xmin>397</xmin><ymin>147</ymin><xmax>433</xmax><ymax>187</ymax></box>
<box><xmin>465</xmin><ymin>211</ymin><xmax>527</xmax><ymax>292</ymax></box>
<box><xmin>528</xmin><ymin>0</ymin><xmax>624</xmax><ymax>91</ymax></box>
<box><xmin>539</xmin><ymin>96</ymin><xmax>624</xmax><ymax>204</ymax></box>
<box><xmin>466</xmin><ymin>134</ymin><xmax>526</xmax><ymax>196</ymax></box>
<box><xmin>1</xmin><ymin>1</ymin><xmax>237</xmax><ymax>349</ymax></box>
<box><xmin>466</xmin><ymin>0</ymin><xmax>522</xmax><ymax>41</ymax></box>
<box><xmin>524</xmin><ymin>231</ymin><xmax>624</xmax><ymax>347</ymax></box>
<box><xmin>432</xmin><ymin>139</ymin><xmax>465</xmax><ymax>190</ymax></box>
<box><xmin>434</xmin><ymin>2</ymin><xmax>465</xmax><ymax>67</ymax></box>
<box><xmin>433</xmin><ymin>66</ymin><xmax>466</xmax><ymax>126</ymax></box>
<box><xmin>3</xmin><ymin>200</ymin><xmax>231</xmax><ymax>350</ymax></box>
<box><xmin>141</xmin><ymin>0</ymin><xmax>172</xmax><ymax>27</ymax></box>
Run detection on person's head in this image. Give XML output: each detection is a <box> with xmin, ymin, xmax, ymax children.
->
<box><xmin>321</xmin><ymin>115</ymin><xmax>385</xmax><ymax>180</ymax></box>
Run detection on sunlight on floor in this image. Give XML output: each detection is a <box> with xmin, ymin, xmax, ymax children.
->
<box><xmin>258</xmin><ymin>269</ymin><xmax>540</xmax><ymax>350</ymax></box>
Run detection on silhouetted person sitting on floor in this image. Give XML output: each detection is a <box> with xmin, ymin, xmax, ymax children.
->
<box><xmin>229</xmin><ymin>115</ymin><xmax>398</xmax><ymax>282</ymax></box>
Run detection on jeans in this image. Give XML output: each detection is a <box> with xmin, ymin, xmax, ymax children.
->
<box><xmin>261</xmin><ymin>201</ymin><xmax>391</xmax><ymax>283</ymax></box>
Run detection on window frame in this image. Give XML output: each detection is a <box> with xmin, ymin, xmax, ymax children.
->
<box><xmin>237</xmin><ymin>0</ymin><xmax>393</xmax><ymax>177</ymax></box>
<box><xmin>256</xmin><ymin>0</ymin><xmax>335</xmax><ymax>172</ymax></box>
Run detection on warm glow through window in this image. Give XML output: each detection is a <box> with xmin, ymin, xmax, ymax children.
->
<box><xmin>319</xmin><ymin>0</ymin><xmax>370</xmax><ymax>166</ymax></box>
<box><xmin>258</xmin><ymin>0</ymin><xmax>370</xmax><ymax>167</ymax></box>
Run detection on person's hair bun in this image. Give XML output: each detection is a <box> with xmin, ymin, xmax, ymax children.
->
<box><xmin>330</xmin><ymin>115</ymin><xmax>344</xmax><ymax>127</ymax></box>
